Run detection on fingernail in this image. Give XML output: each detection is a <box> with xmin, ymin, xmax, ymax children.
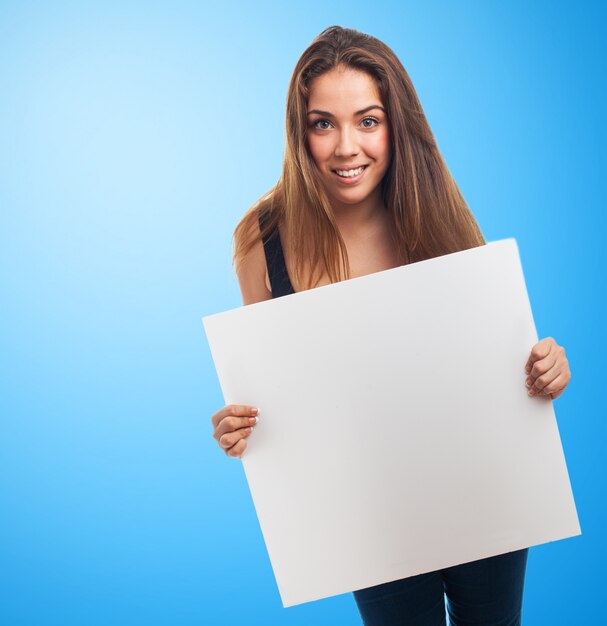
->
<box><xmin>249</xmin><ymin>416</ymin><xmax>258</xmax><ymax>425</ymax></box>
<box><xmin>528</xmin><ymin>389</ymin><xmax>535</xmax><ymax>396</ymax></box>
<box><xmin>252</xmin><ymin>407</ymin><xmax>259</xmax><ymax>415</ymax></box>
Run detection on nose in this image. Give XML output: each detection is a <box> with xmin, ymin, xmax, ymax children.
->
<box><xmin>334</xmin><ymin>125</ymin><xmax>359</xmax><ymax>158</ymax></box>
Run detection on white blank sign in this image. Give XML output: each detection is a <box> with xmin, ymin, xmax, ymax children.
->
<box><xmin>203</xmin><ymin>239</ymin><xmax>580</xmax><ymax>607</ymax></box>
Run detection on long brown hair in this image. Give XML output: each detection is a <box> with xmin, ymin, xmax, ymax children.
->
<box><xmin>232</xmin><ymin>25</ymin><xmax>485</xmax><ymax>292</ymax></box>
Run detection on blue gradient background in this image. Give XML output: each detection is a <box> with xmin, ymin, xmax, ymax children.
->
<box><xmin>0</xmin><ymin>1</ymin><xmax>604</xmax><ymax>624</ymax></box>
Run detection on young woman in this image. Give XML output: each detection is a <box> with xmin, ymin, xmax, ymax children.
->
<box><xmin>211</xmin><ymin>25</ymin><xmax>571</xmax><ymax>626</ymax></box>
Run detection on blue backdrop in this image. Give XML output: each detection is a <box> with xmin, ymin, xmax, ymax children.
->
<box><xmin>1</xmin><ymin>1</ymin><xmax>604</xmax><ymax>624</ymax></box>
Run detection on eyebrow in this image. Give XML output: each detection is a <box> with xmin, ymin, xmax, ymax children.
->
<box><xmin>307</xmin><ymin>104</ymin><xmax>386</xmax><ymax>117</ymax></box>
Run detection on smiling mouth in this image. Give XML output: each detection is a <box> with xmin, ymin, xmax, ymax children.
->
<box><xmin>332</xmin><ymin>165</ymin><xmax>367</xmax><ymax>178</ymax></box>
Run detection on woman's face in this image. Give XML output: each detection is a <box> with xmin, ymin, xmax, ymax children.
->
<box><xmin>306</xmin><ymin>66</ymin><xmax>391</xmax><ymax>214</ymax></box>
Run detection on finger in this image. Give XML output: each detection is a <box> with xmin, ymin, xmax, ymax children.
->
<box><xmin>212</xmin><ymin>404</ymin><xmax>257</xmax><ymax>430</ymax></box>
<box><xmin>214</xmin><ymin>414</ymin><xmax>259</xmax><ymax>441</ymax></box>
<box><xmin>527</xmin><ymin>359</ymin><xmax>560</xmax><ymax>395</ymax></box>
<box><xmin>535</xmin><ymin>372</ymin><xmax>568</xmax><ymax>397</ymax></box>
<box><xmin>212</xmin><ymin>404</ymin><xmax>258</xmax><ymax>430</ymax></box>
<box><xmin>539</xmin><ymin>366</ymin><xmax>571</xmax><ymax>397</ymax></box>
<box><xmin>527</xmin><ymin>349</ymin><xmax>559</xmax><ymax>384</ymax></box>
<box><xmin>525</xmin><ymin>337</ymin><xmax>555</xmax><ymax>374</ymax></box>
<box><xmin>226</xmin><ymin>438</ymin><xmax>247</xmax><ymax>459</ymax></box>
<box><xmin>219</xmin><ymin>426</ymin><xmax>254</xmax><ymax>450</ymax></box>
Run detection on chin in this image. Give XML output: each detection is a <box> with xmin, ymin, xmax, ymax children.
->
<box><xmin>333</xmin><ymin>189</ymin><xmax>374</xmax><ymax>203</ymax></box>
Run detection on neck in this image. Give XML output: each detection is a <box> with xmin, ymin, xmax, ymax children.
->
<box><xmin>330</xmin><ymin>189</ymin><xmax>387</xmax><ymax>238</ymax></box>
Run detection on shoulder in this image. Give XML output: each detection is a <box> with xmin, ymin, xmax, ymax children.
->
<box><xmin>233</xmin><ymin>210</ymin><xmax>273</xmax><ymax>305</ymax></box>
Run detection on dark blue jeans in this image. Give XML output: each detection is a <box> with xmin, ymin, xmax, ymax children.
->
<box><xmin>353</xmin><ymin>548</ymin><xmax>529</xmax><ymax>626</ymax></box>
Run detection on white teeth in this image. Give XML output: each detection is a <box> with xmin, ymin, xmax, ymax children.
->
<box><xmin>335</xmin><ymin>166</ymin><xmax>365</xmax><ymax>177</ymax></box>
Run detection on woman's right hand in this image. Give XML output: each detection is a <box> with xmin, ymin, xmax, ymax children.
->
<box><xmin>212</xmin><ymin>405</ymin><xmax>259</xmax><ymax>459</ymax></box>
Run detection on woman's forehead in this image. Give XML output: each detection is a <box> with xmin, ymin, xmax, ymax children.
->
<box><xmin>307</xmin><ymin>68</ymin><xmax>382</xmax><ymax>112</ymax></box>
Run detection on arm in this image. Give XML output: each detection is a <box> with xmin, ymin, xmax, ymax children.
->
<box><xmin>235</xmin><ymin>218</ymin><xmax>273</xmax><ymax>305</ymax></box>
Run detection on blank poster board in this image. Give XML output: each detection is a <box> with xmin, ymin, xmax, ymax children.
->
<box><xmin>203</xmin><ymin>239</ymin><xmax>580</xmax><ymax>608</ymax></box>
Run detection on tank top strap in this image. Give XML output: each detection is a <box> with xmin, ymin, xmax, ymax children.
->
<box><xmin>258</xmin><ymin>212</ymin><xmax>295</xmax><ymax>298</ymax></box>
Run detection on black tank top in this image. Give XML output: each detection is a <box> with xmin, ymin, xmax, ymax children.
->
<box><xmin>258</xmin><ymin>213</ymin><xmax>295</xmax><ymax>298</ymax></box>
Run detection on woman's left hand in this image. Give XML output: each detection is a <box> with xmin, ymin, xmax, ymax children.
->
<box><xmin>525</xmin><ymin>337</ymin><xmax>571</xmax><ymax>400</ymax></box>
